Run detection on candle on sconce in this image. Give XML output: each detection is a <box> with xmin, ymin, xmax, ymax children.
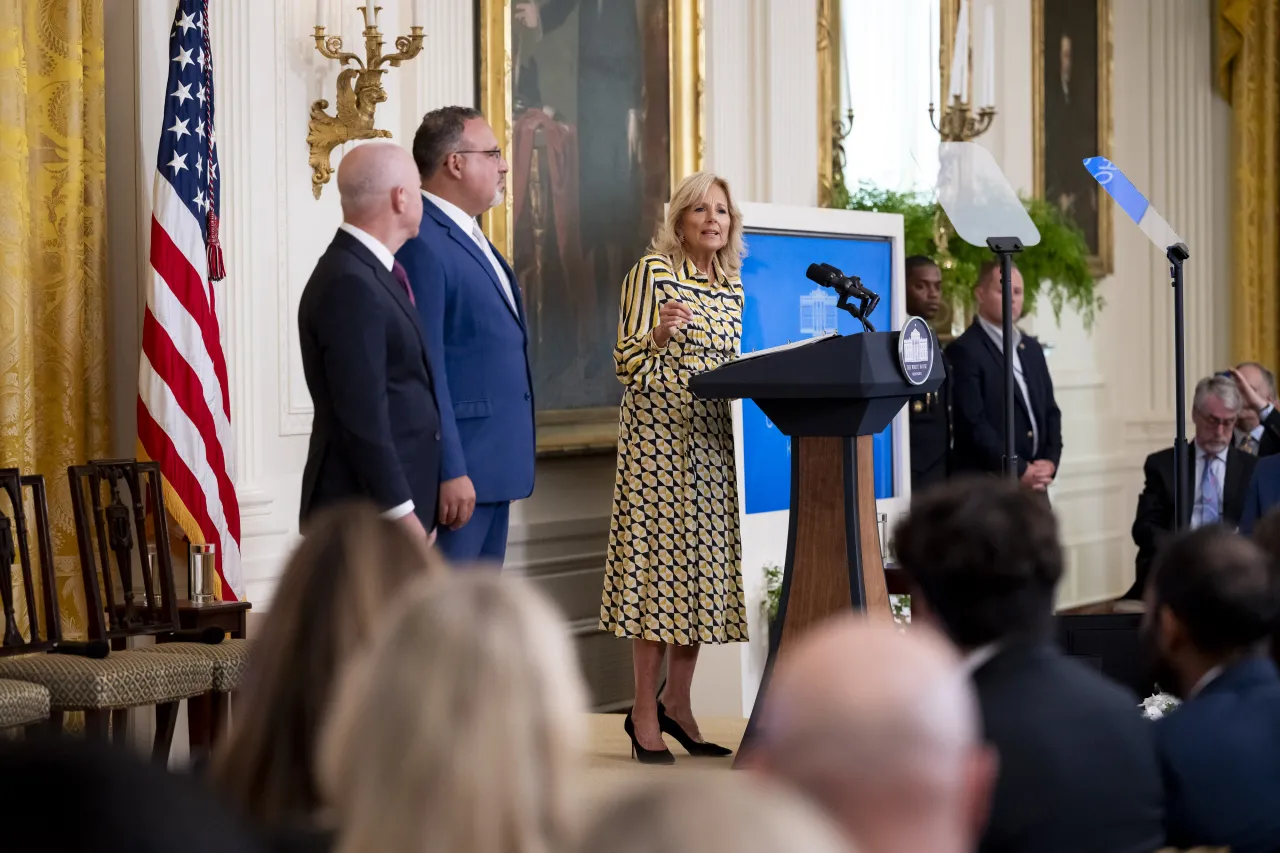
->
<box><xmin>362</xmin><ymin>3</ymin><xmax>377</xmax><ymax>29</ymax></box>
<box><xmin>982</xmin><ymin>5</ymin><xmax>995</xmax><ymax>108</ymax></box>
<box><xmin>949</xmin><ymin>0</ymin><xmax>969</xmax><ymax>100</ymax></box>
<box><xmin>928</xmin><ymin>6</ymin><xmax>935</xmax><ymax>105</ymax></box>
<box><xmin>412</xmin><ymin>0</ymin><xmax>425</xmax><ymax>27</ymax></box>
<box><xmin>316</xmin><ymin>0</ymin><xmax>328</xmax><ymax>30</ymax></box>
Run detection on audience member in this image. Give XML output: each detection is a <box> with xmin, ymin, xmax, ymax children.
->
<box><xmin>1247</xmin><ymin>507</ymin><xmax>1280</xmax><ymax>669</ymax></box>
<box><xmin>946</xmin><ymin>259</ymin><xmax>1062</xmax><ymax>491</ymax></box>
<box><xmin>746</xmin><ymin>616</ymin><xmax>994</xmax><ymax>853</ymax></box>
<box><xmin>1230</xmin><ymin>362</ymin><xmax>1280</xmax><ymax>456</ymax></box>
<box><xmin>0</xmin><ymin>738</ymin><xmax>266</xmax><ymax>853</ymax></box>
<box><xmin>577</xmin><ymin>775</ymin><xmax>855</xmax><ymax>853</ymax></box>
<box><xmin>212</xmin><ymin>503</ymin><xmax>443</xmax><ymax>831</ymax></box>
<box><xmin>1130</xmin><ymin>374</ymin><xmax>1257</xmax><ymax>598</ymax></box>
<box><xmin>1142</xmin><ymin>526</ymin><xmax>1280</xmax><ymax>853</ymax></box>
<box><xmin>318</xmin><ymin>572</ymin><xmax>587</xmax><ymax>853</ymax></box>
<box><xmin>895</xmin><ymin>477</ymin><xmax>1164</xmax><ymax>853</ymax></box>
<box><xmin>904</xmin><ymin>255</ymin><xmax>952</xmax><ymax>491</ymax></box>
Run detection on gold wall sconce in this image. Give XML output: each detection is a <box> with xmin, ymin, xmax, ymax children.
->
<box><xmin>932</xmin><ymin>0</ymin><xmax>997</xmax><ymax>142</ymax></box>
<box><xmin>308</xmin><ymin>4</ymin><xmax>425</xmax><ymax>199</ymax></box>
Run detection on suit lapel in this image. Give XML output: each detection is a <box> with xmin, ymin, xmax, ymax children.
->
<box><xmin>424</xmin><ymin>200</ymin><xmax>523</xmax><ymax>326</ymax></box>
<box><xmin>334</xmin><ymin>231</ymin><xmax>430</xmax><ymax>360</ymax></box>
<box><xmin>972</xmin><ymin>323</ymin><xmax>1034</xmax><ymax>423</ymax></box>
<box><xmin>1180</xmin><ymin>442</ymin><xmax>1196</xmax><ymax>528</ymax></box>
<box><xmin>1224</xmin><ymin>447</ymin><xmax>1246</xmax><ymax>521</ymax></box>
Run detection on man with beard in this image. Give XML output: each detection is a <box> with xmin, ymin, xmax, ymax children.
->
<box><xmin>904</xmin><ymin>256</ymin><xmax>951</xmax><ymax>492</ymax></box>
<box><xmin>1141</xmin><ymin>526</ymin><xmax>1280</xmax><ymax>853</ymax></box>
<box><xmin>893</xmin><ymin>477</ymin><xmax>1164</xmax><ymax>853</ymax></box>
<box><xmin>1128</xmin><ymin>374</ymin><xmax>1257</xmax><ymax>601</ymax></box>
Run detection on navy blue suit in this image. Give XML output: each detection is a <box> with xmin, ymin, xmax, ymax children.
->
<box><xmin>1239</xmin><ymin>452</ymin><xmax>1280</xmax><ymax>534</ymax></box>
<box><xmin>396</xmin><ymin>197</ymin><xmax>535</xmax><ymax>562</ymax></box>
<box><xmin>1156</xmin><ymin>657</ymin><xmax>1280</xmax><ymax>853</ymax></box>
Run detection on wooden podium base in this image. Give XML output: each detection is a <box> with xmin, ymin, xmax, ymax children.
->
<box><xmin>735</xmin><ymin>434</ymin><xmax>889</xmax><ymax>765</ymax></box>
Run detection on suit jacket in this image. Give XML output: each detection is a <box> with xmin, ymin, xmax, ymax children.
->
<box><xmin>1243</xmin><ymin>406</ymin><xmax>1280</xmax><ymax>458</ymax></box>
<box><xmin>1132</xmin><ymin>442</ymin><xmax>1256</xmax><ymax>583</ymax></box>
<box><xmin>946</xmin><ymin>321</ymin><xmax>1062</xmax><ymax>478</ymax></box>
<box><xmin>396</xmin><ymin>198</ymin><xmax>535</xmax><ymax>505</ymax></box>
<box><xmin>909</xmin><ymin>348</ymin><xmax>952</xmax><ymax>491</ymax></box>
<box><xmin>973</xmin><ymin>643</ymin><xmax>1165</xmax><ymax>853</ymax></box>
<box><xmin>1155</xmin><ymin>657</ymin><xmax>1280</xmax><ymax>853</ymax></box>
<box><xmin>297</xmin><ymin>230</ymin><xmax>442</xmax><ymax>529</ymax></box>
<box><xmin>1238</xmin><ymin>452</ymin><xmax>1280</xmax><ymax>534</ymax></box>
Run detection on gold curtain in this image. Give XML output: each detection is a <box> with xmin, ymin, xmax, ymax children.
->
<box><xmin>1219</xmin><ymin>0</ymin><xmax>1280</xmax><ymax>365</ymax></box>
<box><xmin>0</xmin><ymin>0</ymin><xmax>109</xmax><ymax>641</ymax></box>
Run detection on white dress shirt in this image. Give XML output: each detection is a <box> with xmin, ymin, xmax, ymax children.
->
<box><xmin>1190</xmin><ymin>443</ymin><xmax>1228</xmax><ymax>530</ymax></box>
<box><xmin>977</xmin><ymin>315</ymin><xmax>1039</xmax><ymax>456</ymax></box>
<box><xmin>422</xmin><ymin>190</ymin><xmax>518</xmax><ymax>312</ymax></box>
<box><xmin>337</xmin><ymin>222</ymin><xmax>415</xmax><ymax>522</ymax></box>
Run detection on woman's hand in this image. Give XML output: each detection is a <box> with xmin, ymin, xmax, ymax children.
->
<box><xmin>652</xmin><ymin>300</ymin><xmax>694</xmax><ymax>348</ymax></box>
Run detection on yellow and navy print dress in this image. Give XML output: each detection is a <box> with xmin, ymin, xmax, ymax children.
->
<box><xmin>599</xmin><ymin>253</ymin><xmax>748</xmax><ymax>646</ymax></box>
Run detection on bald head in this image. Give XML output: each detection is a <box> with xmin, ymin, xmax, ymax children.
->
<box><xmin>336</xmin><ymin>142</ymin><xmax>423</xmax><ymax>252</ymax></box>
<box><xmin>752</xmin><ymin>617</ymin><xmax>993</xmax><ymax>853</ymax></box>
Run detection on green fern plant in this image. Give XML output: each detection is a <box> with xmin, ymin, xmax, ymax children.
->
<box><xmin>843</xmin><ymin>181</ymin><xmax>1102</xmax><ymax>329</ymax></box>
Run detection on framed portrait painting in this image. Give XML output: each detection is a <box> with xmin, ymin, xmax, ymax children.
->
<box><xmin>476</xmin><ymin>0</ymin><xmax>704</xmax><ymax>454</ymax></box>
<box><xmin>1033</xmin><ymin>0</ymin><xmax>1113</xmax><ymax>277</ymax></box>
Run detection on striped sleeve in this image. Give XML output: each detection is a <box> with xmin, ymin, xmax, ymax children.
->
<box><xmin>614</xmin><ymin>257</ymin><xmax>664</xmax><ymax>386</ymax></box>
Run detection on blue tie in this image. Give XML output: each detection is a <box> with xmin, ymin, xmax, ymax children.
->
<box><xmin>1201</xmin><ymin>457</ymin><xmax>1221</xmax><ymax>526</ymax></box>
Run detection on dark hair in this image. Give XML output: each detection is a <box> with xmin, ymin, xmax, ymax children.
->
<box><xmin>211</xmin><ymin>502</ymin><xmax>444</xmax><ymax>826</ymax></box>
<box><xmin>892</xmin><ymin>477</ymin><xmax>1062</xmax><ymax>648</ymax></box>
<box><xmin>905</xmin><ymin>255</ymin><xmax>938</xmax><ymax>278</ymax></box>
<box><xmin>1151</xmin><ymin>525</ymin><xmax>1280</xmax><ymax>656</ymax></box>
<box><xmin>412</xmin><ymin>105</ymin><xmax>484</xmax><ymax>180</ymax></box>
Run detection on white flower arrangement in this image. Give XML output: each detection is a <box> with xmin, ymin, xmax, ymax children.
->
<box><xmin>1140</xmin><ymin>690</ymin><xmax>1181</xmax><ymax>720</ymax></box>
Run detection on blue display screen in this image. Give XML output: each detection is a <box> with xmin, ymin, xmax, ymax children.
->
<box><xmin>739</xmin><ymin>230</ymin><xmax>895</xmax><ymax>515</ymax></box>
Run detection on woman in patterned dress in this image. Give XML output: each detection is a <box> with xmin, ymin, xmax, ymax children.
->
<box><xmin>599</xmin><ymin>172</ymin><xmax>748</xmax><ymax>763</ymax></box>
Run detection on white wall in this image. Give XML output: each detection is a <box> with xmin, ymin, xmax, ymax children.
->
<box><xmin>104</xmin><ymin>0</ymin><xmax>1229</xmax><ymax>719</ymax></box>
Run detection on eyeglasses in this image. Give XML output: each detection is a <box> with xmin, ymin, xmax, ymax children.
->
<box><xmin>1198</xmin><ymin>412</ymin><xmax>1237</xmax><ymax>430</ymax></box>
<box><xmin>451</xmin><ymin>148</ymin><xmax>504</xmax><ymax>162</ymax></box>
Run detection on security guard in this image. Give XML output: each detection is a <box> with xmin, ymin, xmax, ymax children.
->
<box><xmin>905</xmin><ymin>256</ymin><xmax>951</xmax><ymax>492</ymax></box>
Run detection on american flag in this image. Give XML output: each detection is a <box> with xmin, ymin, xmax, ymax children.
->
<box><xmin>138</xmin><ymin>0</ymin><xmax>242</xmax><ymax>600</ymax></box>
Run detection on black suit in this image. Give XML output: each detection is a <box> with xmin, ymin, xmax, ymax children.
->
<box><xmin>298</xmin><ymin>230</ymin><xmax>442</xmax><ymax>530</ymax></box>
<box><xmin>946</xmin><ymin>321</ymin><xmax>1062</xmax><ymax>478</ymax></box>
<box><xmin>973</xmin><ymin>643</ymin><xmax>1165</xmax><ymax>853</ymax></box>
<box><xmin>909</xmin><ymin>349</ymin><xmax>952</xmax><ymax>492</ymax></box>
<box><xmin>1129</xmin><ymin>441</ymin><xmax>1255</xmax><ymax>598</ymax></box>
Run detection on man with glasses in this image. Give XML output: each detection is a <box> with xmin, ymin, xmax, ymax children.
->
<box><xmin>396</xmin><ymin>106</ymin><xmax>534</xmax><ymax>565</ymax></box>
<box><xmin>1127</xmin><ymin>374</ymin><xmax>1257</xmax><ymax>602</ymax></box>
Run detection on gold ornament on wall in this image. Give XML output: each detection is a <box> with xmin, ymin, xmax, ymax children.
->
<box><xmin>934</xmin><ymin>0</ymin><xmax>997</xmax><ymax>141</ymax></box>
<box><xmin>308</xmin><ymin>4</ymin><xmax>425</xmax><ymax>199</ymax></box>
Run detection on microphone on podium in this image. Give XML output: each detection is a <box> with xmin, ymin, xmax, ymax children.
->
<box><xmin>804</xmin><ymin>263</ymin><xmax>878</xmax><ymax>332</ymax></box>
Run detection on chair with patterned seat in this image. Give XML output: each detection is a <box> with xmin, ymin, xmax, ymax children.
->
<box><xmin>74</xmin><ymin>459</ymin><xmax>249</xmax><ymax>756</ymax></box>
<box><xmin>0</xmin><ymin>464</ymin><xmax>213</xmax><ymax>759</ymax></box>
<box><xmin>0</xmin><ymin>470</ymin><xmax>54</xmax><ymax>732</ymax></box>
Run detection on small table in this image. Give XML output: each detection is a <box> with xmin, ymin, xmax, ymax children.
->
<box><xmin>173</xmin><ymin>598</ymin><xmax>251</xmax><ymax>639</ymax></box>
<box><xmin>162</xmin><ymin>599</ymin><xmax>252</xmax><ymax>756</ymax></box>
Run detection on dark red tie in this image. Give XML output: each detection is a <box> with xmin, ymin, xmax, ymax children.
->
<box><xmin>392</xmin><ymin>261</ymin><xmax>416</xmax><ymax>307</ymax></box>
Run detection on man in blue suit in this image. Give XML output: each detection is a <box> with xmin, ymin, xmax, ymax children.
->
<box><xmin>1142</xmin><ymin>526</ymin><xmax>1280</xmax><ymax>853</ymax></box>
<box><xmin>396</xmin><ymin>106</ymin><xmax>535</xmax><ymax>563</ymax></box>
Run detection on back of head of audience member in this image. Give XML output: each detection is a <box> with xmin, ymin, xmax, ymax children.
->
<box><xmin>577</xmin><ymin>775</ymin><xmax>854</xmax><ymax>853</ymax></box>
<box><xmin>747</xmin><ymin>617</ymin><xmax>994</xmax><ymax>853</ymax></box>
<box><xmin>893</xmin><ymin>476</ymin><xmax>1062</xmax><ymax>650</ymax></box>
<box><xmin>212</xmin><ymin>501</ymin><xmax>443</xmax><ymax>828</ymax></box>
<box><xmin>1143</xmin><ymin>525</ymin><xmax>1280</xmax><ymax>698</ymax></box>
<box><xmin>0</xmin><ymin>737</ymin><xmax>267</xmax><ymax>853</ymax></box>
<box><xmin>319</xmin><ymin>571</ymin><xmax>588</xmax><ymax>853</ymax></box>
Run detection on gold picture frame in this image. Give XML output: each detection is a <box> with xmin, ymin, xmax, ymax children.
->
<box><xmin>476</xmin><ymin>0</ymin><xmax>705</xmax><ymax>456</ymax></box>
<box><xmin>816</xmin><ymin>0</ymin><xmax>840</xmax><ymax>207</ymax></box>
<box><xmin>1033</xmin><ymin>0</ymin><xmax>1113</xmax><ymax>277</ymax></box>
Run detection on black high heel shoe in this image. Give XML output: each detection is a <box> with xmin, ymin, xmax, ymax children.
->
<box><xmin>657</xmin><ymin>702</ymin><xmax>733</xmax><ymax>757</ymax></box>
<box><xmin>624</xmin><ymin>710</ymin><xmax>675</xmax><ymax>765</ymax></box>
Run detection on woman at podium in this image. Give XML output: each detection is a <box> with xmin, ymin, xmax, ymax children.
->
<box><xmin>598</xmin><ymin>172</ymin><xmax>748</xmax><ymax>764</ymax></box>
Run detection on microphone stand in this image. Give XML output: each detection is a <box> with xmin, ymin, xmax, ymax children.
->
<box><xmin>836</xmin><ymin>292</ymin><xmax>876</xmax><ymax>333</ymax></box>
<box><xmin>986</xmin><ymin>236</ymin><xmax>1025</xmax><ymax>481</ymax></box>
<box><xmin>1168</xmin><ymin>243</ymin><xmax>1189</xmax><ymax>531</ymax></box>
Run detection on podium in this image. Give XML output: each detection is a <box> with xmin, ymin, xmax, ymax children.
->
<box><xmin>690</xmin><ymin>328</ymin><xmax>944</xmax><ymax>758</ymax></box>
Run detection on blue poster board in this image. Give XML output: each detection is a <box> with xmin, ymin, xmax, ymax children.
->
<box><xmin>739</xmin><ymin>230</ymin><xmax>895</xmax><ymax>515</ymax></box>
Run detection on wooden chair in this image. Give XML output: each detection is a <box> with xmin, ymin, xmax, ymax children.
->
<box><xmin>78</xmin><ymin>459</ymin><xmax>250</xmax><ymax>756</ymax></box>
<box><xmin>0</xmin><ymin>463</ymin><xmax>213</xmax><ymax>759</ymax></box>
<box><xmin>0</xmin><ymin>470</ymin><xmax>53</xmax><ymax>731</ymax></box>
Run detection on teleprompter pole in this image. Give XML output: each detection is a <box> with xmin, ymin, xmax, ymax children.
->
<box><xmin>1168</xmin><ymin>243</ymin><xmax>1189</xmax><ymax>530</ymax></box>
<box><xmin>986</xmin><ymin>237</ymin><xmax>1025</xmax><ymax>480</ymax></box>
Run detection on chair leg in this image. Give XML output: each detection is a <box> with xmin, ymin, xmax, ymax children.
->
<box><xmin>44</xmin><ymin>710</ymin><xmax>64</xmax><ymax>736</ymax></box>
<box><xmin>210</xmin><ymin>690</ymin><xmax>229</xmax><ymax>747</ymax></box>
<box><xmin>187</xmin><ymin>691</ymin><xmax>212</xmax><ymax>758</ymax></box>
<box><xmin>152</xmin><ymin>701</ymin><xmax>178</xmax><ymax>764</ymax></box>
<box><xmin>111</xmin><ymin>709</ymin><xmax>129</xmax><ymax>746</ymax></box>
<box><xmin>84</xmin><ymin>710</ymin><xmax>109</xmax><ymax>741</ymax></box>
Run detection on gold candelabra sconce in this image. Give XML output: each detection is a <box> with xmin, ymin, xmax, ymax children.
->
<box><xmin>830</xmin><ymin>106</ymin><xmax>854</xmax><ymax>200</ymax></box>
<box><xmin>308</xmin><ymin>4</ymin><xmax>425</xmax><ymax>199</ymax></box>
<box><xmin>928</xmin><ymin>96</ymin><xmax>995</xmax><ymax>142</ymax></box>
